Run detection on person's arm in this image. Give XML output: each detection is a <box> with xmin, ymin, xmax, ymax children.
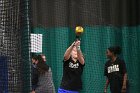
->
<box><xmin>77</xmin><ymin>46</ymin><xmax>85</xmax><ymax>65</ymax></box>
<box><xmin>75</xmin><ymin>40</ymin><xmax>85</xmax><ymax>65</ymax></box>
<box><xmin>64</xmin><ymin>42</ymin><xmax>75</xmax><ymax>61</ymax></box>
<box><xmin>121</xmin><ymin>73</ymin><xmax>127</xmax><ymax>93</ymax></box>
<box><xmin>121</xmin><ymin>60</ymin><xmax>127</xmax><ymax>92</ymax></box>
<box><xmin>104</xmin><ymin>78</ymin><xmax>109</xmax><ymax>93</ymax></box>
<box><xmin>104</xmin><ymin>62</ymin><xmax>109</xmax><ymax>93</ymax></box>
<box><xmin>122</xmin><ymin>73</ymin><xmax>127</xmax><ymax>88</ymax></box>
<box><xmin>31</xmin><ymin>91</ymin><xmax>35</xmax><ymax>93</ymax></box>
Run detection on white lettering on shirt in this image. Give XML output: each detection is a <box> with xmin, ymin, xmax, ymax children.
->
<box><xmin>108</xmin><ymin>64</ymin><xmax>119</xmax><ymax>73</ymax></box>
<box><xmin>69</xmin><ymin>62</ymin><xmax>79</xmax><ymax>68</ymax></box>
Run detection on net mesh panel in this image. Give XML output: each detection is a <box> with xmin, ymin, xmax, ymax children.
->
<box><xmin>0</xmin><ymin>0</ymin><xmax>31</xmax><ymax>93</ymax></box>
<box><xmin>31</xmin><ymin>0</ymin><xmax>140</xmax><ymax>93</ymax></box>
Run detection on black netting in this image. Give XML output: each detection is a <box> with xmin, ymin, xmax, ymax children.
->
<box><xmin>31</xmin><ymin>0</ymin><xmax>140</xmax><ymax>28</ymax></box>
<box><xmin>0</xmin><ymin>0</ymin><xmax>31</xmax><ymax>92</ymax></box>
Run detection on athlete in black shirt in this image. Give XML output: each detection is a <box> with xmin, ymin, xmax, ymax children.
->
<box><xmin>104</xmin><ymin>46</ymin><xmax>127</xmax><ymax>93</ymax></box>
<box><xmin>58</xmin><ymin>40</ymin><xmax>85</xmax><ymax>93</ymax></box>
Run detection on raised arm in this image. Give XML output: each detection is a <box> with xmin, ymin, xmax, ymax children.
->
<box><xmin>75</xmin><ymin>40</ymin><xmax>85</xmax><ymax>65</ymax></box>
<box><xmin>64</xmin><ymin>42</ymin><xmax>75</xmax><ymax>61</ymax></box>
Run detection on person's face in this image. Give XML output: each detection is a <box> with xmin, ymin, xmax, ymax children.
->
<box><xmin>106</xmin><ymin>49</ymin><xmax>113</xmax><ymax>59</ymax></box>
<box><xmin>41</xmin><ymin>55</ymin><xmax>46</xmax><ymax>62</ymax></box>
<box><xmin>35</xmin><ymin>60</ymin><xmax>38</xmax><ymax>64</ymax></box>
<box><xmin>32</xmin><ymin>58</ymin><xmax>36</xmax><ymax>64</ymax></box>
<box><xmin>71</xmin><ymin>46</ymin><xmax>77</xmax><ymax>59</ymax></box>
<box><xmin>32</xmin><ymin>58</ymin><xmax>38</xmax><ymax>64</ymax></box>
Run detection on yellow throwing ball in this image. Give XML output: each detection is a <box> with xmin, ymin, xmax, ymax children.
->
<box><xmin>75</xmin><ymin>26</ymin><xmax>84</xmax><ymax>33</ymax></box>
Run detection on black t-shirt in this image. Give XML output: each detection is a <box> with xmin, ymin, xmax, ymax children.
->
<box><xmin>60</xmin><ymin>57</ymin><xmax>85</xmax><ymax>91</ymax></box>
<box><xmin>104</xmin><ymin>57</ymin><xmax>127</xmax><ymax>93</ymax></box>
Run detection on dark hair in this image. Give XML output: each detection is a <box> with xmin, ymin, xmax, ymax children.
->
<box><xmin>37</xmin><ymin>55</ymin><xmax>44</xmax><ymax>62</ymax></box>
<box><xmin>32</xmin><ymin>55</ymin><xmax>38</xmax><ymax>60</ymax></box>
<box><xmin>39</xmin><ymin>54</ymin><xmax>46</xmax><ymax>62</ymax></box>
<box><xmin>108</xmin><ymin>46</ymin><xmax>122</xmax><ymax>55</ymax></box>
<box><xmin>36</xmin><ymin>55</ymin><xmax>49</xmax><ymax>74</ymax></box>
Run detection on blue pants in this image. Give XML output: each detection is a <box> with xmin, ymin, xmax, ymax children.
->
<box><xmin>58</xmin><ymin>88</ymin><xmax>79</xmax><ymax>93</ymax></box>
